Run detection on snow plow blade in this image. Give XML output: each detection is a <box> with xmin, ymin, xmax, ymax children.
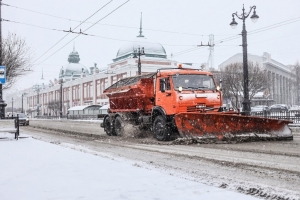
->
<box><xmin>174</xmin><ymin>113</ymin><xmax>293</xmax><ymax>141</ymax></box>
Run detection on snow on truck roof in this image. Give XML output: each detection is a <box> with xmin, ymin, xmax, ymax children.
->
<box><xmin>105</xmin><ymin>72</ymin><xmax>156</xmax><ymax>90</ymax></box>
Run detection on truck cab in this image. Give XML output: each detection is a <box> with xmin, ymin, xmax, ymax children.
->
<box><xmin>155</xmin><ymin>69</ymin><xmax>222</xmax><ymax>115</ymax></box>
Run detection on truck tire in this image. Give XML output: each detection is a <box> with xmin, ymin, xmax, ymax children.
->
<box><xmin>103</xmin><ymin>116</ymin><xmax>115</xmax><ymax>136</ymax></box>
<box><xmin>113</xmin><ymin>116</ymin><xmax>124</xmax><ymax>136</ymax></box>
<box><xmin>153</xmin><ymin>115</ymin><xmax>170</xmax><ymax>141</ymax></box>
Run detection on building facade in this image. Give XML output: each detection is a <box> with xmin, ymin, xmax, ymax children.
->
<box><xmin>7</xmin><ymin>28</ymin><xmax>178</xmax><ymax>117</ymax></box>
<box><xmin>218</xmin><ymin>52</ymin><xmax>297</xmax><ymax>106</ymax></box>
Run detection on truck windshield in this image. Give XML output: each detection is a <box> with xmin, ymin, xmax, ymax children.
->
<box><xmin>172</xmin><ymin>74</ymin><xmax>216</xmax><ymax>91</ymax></box>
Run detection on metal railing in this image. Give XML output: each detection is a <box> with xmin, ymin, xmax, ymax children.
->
<box><xmin>67</xmin><ymin>115</ymin><xmax>98</xmax><ymax>120</ymax></box>
<box><xmin>34</xmin><ymin>114</ymin><xmax>104</xmax><ymax>120</ymax></box>
<box><xmin>251</xmin><ymin>111</ymin><xmax>300</xmax><ymax>124</ymax></box>
<box><xmin>35</xmin><ymin>115</ymin><xmax>67</xmax><ymax>120</ymax></box>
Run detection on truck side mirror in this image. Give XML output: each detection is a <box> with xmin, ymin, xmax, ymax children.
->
<box><xmin>217</xmin><ymin>79</ymin><xmax>222</xmax><ymax>91</ymax></box>
<box><xmin>160</xmin><ymin>79</ymin><xmax>166</xmax><ymax>92</ymax></box>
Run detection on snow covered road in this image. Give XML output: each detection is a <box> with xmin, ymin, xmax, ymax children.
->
<box><xmin>0</xmin><ymin>133</ymin><xmax>257</xmax><ymax>200</ymax></box>
<box><xmin>1</xmin><ymin>119</ymin><xmax>298</xmax><ymax>200</ymax></box>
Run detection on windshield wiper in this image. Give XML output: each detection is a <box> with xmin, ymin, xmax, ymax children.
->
<box><xmin>187</xmin><ymin>86</ymin><xmax>208</xmax><ymax>91</ymax></box>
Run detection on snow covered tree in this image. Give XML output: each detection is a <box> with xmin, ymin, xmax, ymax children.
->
<box><xmin>292</xmin><ymin>62</ymin><xmax>300</xmax><ymax>105</ymax></box>
<box><xmin>220</xmin><ymin>62</ymin><xmax>269</xmax><ymax>109</ymax></box>
<box><xmin>47</xmin><ymin>100</ymin><xmax>60</xmax><ymax>116</ymax></box>
<box><xmin>1</xmin><ymin>32</ymin><xmax>32</xmax><ymax>89</ymax></box>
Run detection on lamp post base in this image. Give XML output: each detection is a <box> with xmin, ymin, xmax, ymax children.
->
<box><xmin>0</xmin><ymin>99</ymin><xmax>7</xmax><ymax>119</ymax></box>
<box><xmin>242</xmin><ymin>99</ymin><xmax>251</xmax><ymax>116</ymax></box>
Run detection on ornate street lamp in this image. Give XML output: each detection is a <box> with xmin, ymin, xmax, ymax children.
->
<box><xmin>133</xmin><ymin>47</ymin><xmax>145</xmax><ymax>75</ymax></box>
<box><xmin>230</xmin><ymin>5</ymin><xmax>259</xmax><ymax>115</ymax></box>
<box><xmin>32</xmin><ymin>83</ymin><xmax>45</xmax><ymax>116</ymax></box>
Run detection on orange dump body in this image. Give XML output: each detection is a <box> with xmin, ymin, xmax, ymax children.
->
<box><xmin>104</xmin><ymin>73</ymin><xmax>155</xmax><ymax>114</ymax></box>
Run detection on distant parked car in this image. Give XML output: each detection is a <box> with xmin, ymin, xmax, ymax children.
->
<box><xmin>289</xmin><ymin>105</ymin><xmax>300</xmax><ymax>112</ymax></box>
<box><xmin>16</xmin><ymin>113</ymin><xmax>29</xmax><ymax>126</ymax></box>
<box><xmin>269</xmin><ymin>104</ymin><xmax>288</xmax><ymax>112</ymax></box>
<box><xmin>251</xmin><ymin>105</ymin><xmax>270</xmax><ymax>114</ymax></box>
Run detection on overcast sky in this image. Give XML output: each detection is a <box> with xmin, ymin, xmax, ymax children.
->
<box><xmin>3</xmin><ymin>0</ymin><xmax>300</xmax><ymax>93</ymax></box>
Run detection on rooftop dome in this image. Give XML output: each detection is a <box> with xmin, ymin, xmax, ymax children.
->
<box><xmin>60</xmin><ymin>47</ymin><xmax>89</xmax><ymax>78</ymax></box>
<box><xmin>113</xmin><ymin>13</ymin><xmax>167</xmax><ymax>62</ymax></box>
<box><xmin>114</xmin><ymin>37</ymin><xmax>167</xmax><ymax>62</ymax></box>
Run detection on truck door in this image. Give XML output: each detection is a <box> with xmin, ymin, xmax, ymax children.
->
<box><xmin>156</xmin><ymin>77</ymin><xmax>174</xmax><ymax>114</ymax></box>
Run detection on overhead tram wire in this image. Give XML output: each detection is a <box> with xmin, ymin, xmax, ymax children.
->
<box><xmin>2</xmin><ymin>2</ymin><xmax>235</xmax><ymax>37</ymax></box>
<box><xmin>5</xmin><ymin>1</ymin><xmax>300</xmax><ymax>58</ymax></box>
<box><xmin>4</xmin><ymin>2</ymin><xmax>300</xmax><ymax>43</ymax></box>
<box><xmin>2</xmin><ymin>19</ymin><xmax>67</xmax><ymax>32</ymax></box>
<box><xmin>31</xmin><ymin>0</ymin><xmax>113</xmax><ymax>64</ymax></box>
<box><xmin>35</xmin><ymin>0</ymin><xmax>130</xmax><ymax>68</ymax></box>
<box><xmin>3</xmin><ymin>2</ymin><xmax>300</xmax><ymax>37</ymax></box>
<box><xmin>172</xmin><ymin>17</ymin><xmax>300</xmax><ymax>57</ymax></box>
<box><xmin>3</xmin><ymin>19</ymin><xmax>195</xmax><ymax>47</ymax></box>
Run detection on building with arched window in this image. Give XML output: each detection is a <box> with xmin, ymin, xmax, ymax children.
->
<box><xmin>8</xmin><ymin>18</ymin><xmax>178</xmax><ymax>117</ymax></box>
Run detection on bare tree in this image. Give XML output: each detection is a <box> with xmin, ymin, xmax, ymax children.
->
<box><xmin>47</xmin><ymin>100</ymin><xmax>60</xmax><ymax>116</ymax></box>
<box><xmin>220</xmin><ymin>62</ymin><xmax>269</xmax><ymax>109</ymax></box>
<box><xmin>2</xmin><ymin>32</ymin><xmax>32</xmax><ymax>89</ymax></box>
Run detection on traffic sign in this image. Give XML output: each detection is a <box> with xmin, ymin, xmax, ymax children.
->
<box><xmin>0</xmin><ymin>66</ymin><xmax>6</xmax><ymax>84</ymax></box>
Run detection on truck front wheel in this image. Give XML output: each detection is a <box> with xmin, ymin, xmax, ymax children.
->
<box><xmin>153</xmin><ymin>115</ymin><xmax>169</xmax><ymax>141</ymax></box>
<box><xmin>113</xmin><ymin>116</ymin><xmax>124</xmax><ymax>136</ymax></box>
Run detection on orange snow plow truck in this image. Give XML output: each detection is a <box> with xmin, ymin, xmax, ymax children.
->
<box><xmin>101</xmin><ymin>67</ymin><xmax>293</xmax><ymax>141</ymax></box>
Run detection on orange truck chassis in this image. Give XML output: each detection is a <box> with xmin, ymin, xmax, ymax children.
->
<box><xmin>101</xmin><ymin>68</ymin><xmax>292</xmax><ymax>141</ymax></box>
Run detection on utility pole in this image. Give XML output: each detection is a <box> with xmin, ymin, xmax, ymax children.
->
<box><xmin>11</xmin><ymin>97</ymin><xmax>13</xmax><ymax>118</ymax></box>
<box><xmin>59</xmin><ymin>78</ymin><xmax>63</xmax><ymax>118</ymax></box>
<box><xmin>197</xmin><ymin>42</ymin><xmax>213</xmax><ymax>70</ymax></box>
<box><xmin>22</xmin><ymin>94</ymin><xmax>24</xmax><ymax>113</ymax></box>
<box><xmin>21</xmin><ymin>93</ymin><xmax>27</xmax><ymax>113</ymax></box>
<box><xmin>37</xmin><ymin>89</ymin><xmax>39</xmax><ymax>116</ymax></box>
<box><xmin>208</xmin><ymin>34</ymin><xmax>215</xmax><ymax>70</ymax></box>
<box><xmin>32</xmin><ymin>84</ymin><xmax>44</xmax><ymax>117</ymax></box>
<box><xmin>0</xmin><ymin>0</ymin><xmax>7</xmax><ymax>118</ymax></box>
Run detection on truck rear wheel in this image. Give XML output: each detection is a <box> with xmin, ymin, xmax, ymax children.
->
<box><xmin>103</xmin><ymin>116</ymin><xmax>114</xmax><ymax>136</ymax></box>
<box><xmin>113</xmin><ymin>116</ymin><xmax>124</xmax><ymax>136</ymax></box>
<box><xmin>153</xmin><ymin>115</ymin><xmax>170</xmax><ymax>141</ymax></box>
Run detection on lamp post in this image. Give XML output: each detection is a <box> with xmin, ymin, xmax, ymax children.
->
<box><xmin>0</xmin><ymin>0</ymin><xmax>7</xmax><ymax>119</ymax></box>
<box><xmin>11</xmin><ymin>97</ymin><xmax>13</xmax><ymax>118</ymax></box>
<box><xmin>32</xmin><ymin>83</ymin><xmax>45</xmax><ymax>117</ymax></box>
<box><xmin>21</xmin><ymin>93</ymin><xmax>27</xmax><ymax>113</ymax></box>
<box><xmin>230</xmin><ymin>4</ymin><xmax>259</xmax><ymax>115</ymax></box>
<box><xmin>133</xmin><ymin>47</ymin><xmax>145</xmax><ymax>75</ymax></box>
<box><xmin>59</xmin><ymin>78</ymin><xmax>63</xmax><ymax>118</ymax></box>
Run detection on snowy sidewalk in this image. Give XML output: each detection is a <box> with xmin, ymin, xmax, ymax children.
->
<box><xmin>0</xmin><ymin>134</ymin><xmax>257</xmax><ymax>200</ymax></box>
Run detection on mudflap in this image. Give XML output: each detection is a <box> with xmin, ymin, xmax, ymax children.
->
<box><xmin>174</xmin><ymin>113</ymin><xmax>293</xmax><ymax>141</ymax></box>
